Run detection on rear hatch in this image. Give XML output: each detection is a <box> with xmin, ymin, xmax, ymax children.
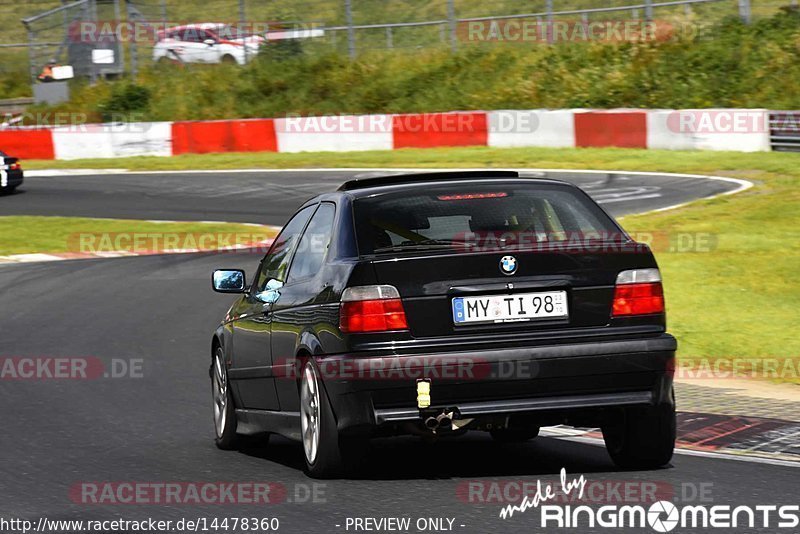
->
<box><xmin>352</xmin><ymin>180</ymin><xmax>657</xmax><ymax>338</ymax></box>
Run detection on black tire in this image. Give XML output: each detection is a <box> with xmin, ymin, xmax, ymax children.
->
<box><xmin>490</xmin><ymin>425</ymin><xmax>540</xmax><ymax>443</ymax></box>
<box><xmin>0</xmin><ymin>186</ymin><xmax>17</xmax><ymax>195</ymax></box>
<box><xmin>602</xmin><ymin>401</ymin><xmax>676</xmax><ymax>469</ymax></box>
<box><xmin>300</xmin><ymin>360</ymin><xmax>365</xmax><ymax>478</ymax></box>
<box><xmin>221</xmin><ymin>55</ymin><xmax>237</xmax><ymax>65</ymax></box>
<box><xmin>212</xmin><ymin>346</ymin><xmax>240</xmax><ymax>450</ymax></box>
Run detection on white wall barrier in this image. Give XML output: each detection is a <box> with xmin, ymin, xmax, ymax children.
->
<box><xmin>274</xmin><ymin>114</ymin><xmax>394</xmax><ymax>153</ymax></box>
<box><xmin>647</xmin><ymin>109</ymin><xmax>771</xmax><ymax>152</ymax></box>
<box><xmin>487</xmin><ymin>109</ymin><xmax>576</xmax><ymax>148</ymax></box>
<box><xmin>52</xmin><ymin>122</ymin><xmax>173</xmax><ymax>160</ymax></box>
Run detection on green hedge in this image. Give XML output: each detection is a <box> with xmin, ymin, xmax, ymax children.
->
<box><xmin>21</xmin><ymin>10</ymin><xmax>800</xmax><ymax>122</ymax></box>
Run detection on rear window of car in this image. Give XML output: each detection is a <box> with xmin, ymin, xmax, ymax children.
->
<box><xmin>352</xmin><ymin>182</ymin><xmax>621</xmax><ymax>255</ymax></box>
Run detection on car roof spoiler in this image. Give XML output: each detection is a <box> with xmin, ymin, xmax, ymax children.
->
<box><xmin>337</xmin><ymin>170</ymin><xmax>520</xmax><ymax>191</ymax></box>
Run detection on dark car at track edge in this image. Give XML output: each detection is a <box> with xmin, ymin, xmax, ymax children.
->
<box><xmin>0</xmin><ymin>151</ymin><xmax>23</xmax><ymax>194</ymax></box>
<box><xmin>210</xmin><ymin>170</ymin><xmax>677</xmax><ymax>478</ymax></box>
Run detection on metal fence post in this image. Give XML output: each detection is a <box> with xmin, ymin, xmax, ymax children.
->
<box><xmin>738</xmin><ymin>0</ymin><xmax>751</xmax><ymax>23</ymax></box>
<box><xmin>114</xmin><ymin>0</ymin><xmax>124</xmax><ymax>77</ymax></box>
<box><xmin>239</xmin><ymin>0</ymin><xmax>247</xmax><ymax>63</ymax></box>
<box><xmin>536</xmin><ymin>16</ymin><xmax>543</xmax><ymax>43</ymax></box>
<box><xmin>644</xmin><ymin>0</ymin><xmax>653</xmax><ymax>21</ymax></box>
<box><xmin>447</xmin><ymin>0</ymin><xmax>457</xmax><ymax>52</ymax></box>
<box><xmin>26</xmin><ymin>29</ymin><xmax>37</xmax><ymax>84</ymax></box>
<box><xmin>345</xmin><ymin>0</ymin><xmax>356</xmax><ymax>58</ymax></box>
<box><xmin>385</xmin><ymin>27</ymin><xmax>393</xmax><ymax>49</ymax></box>
<box><xmin>160</xmin><ymin>0</ymin><xmax>166</xmax><ymax>21</ymax></box>
<box><xmin>546</xmin><ymin>0</ymin><xmax>553</xmax><ymax>44</ymax></box>
<box><xmin>82</xmin><ymin>0</ymin><xmax>97</xmax><ymax>83</ymax></box>
<box><xmin>128</xmin><ymin>3</ymin><xmax>138</xmax><ymax>78</ymax></box>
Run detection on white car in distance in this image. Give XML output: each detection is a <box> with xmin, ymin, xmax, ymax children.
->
<box><xmin>153</xmin><ymin>23</ymin><xmax>263</xmax><ymax>65</ymax></box>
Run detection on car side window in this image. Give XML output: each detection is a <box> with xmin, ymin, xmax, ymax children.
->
<box><xmin>255</xmin><ymin>205</ymin><xmax>315</xmax><ymax>292</ymax></box>
<box><xmin>182</xmin><ymin>28</ymin><xmax>204</xmax><ymax>43</ymax></box>
<box><xmin>287</xmin><ymin>203</ymin><xmax>335</xmax><ymax>283</ymax></box>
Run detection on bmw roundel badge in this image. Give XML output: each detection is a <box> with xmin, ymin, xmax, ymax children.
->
<box><xmin>500</xmin><ymin>255</ymin><xmax>517</xmax><ymax>275</ymax></box>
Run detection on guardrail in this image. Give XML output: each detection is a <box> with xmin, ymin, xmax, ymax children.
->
<box><xmin>769</xmin><ymin>112</ymin><xmax>800</xmax><ymax>152</ymax></box>
<box><xmin>0</xmin><ymin>98</ymin><xmax>33</xmax><ymax>116</ymax></box>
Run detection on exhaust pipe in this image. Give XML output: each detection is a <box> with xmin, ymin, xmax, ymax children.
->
<box><xmin>436</xmin><ymin>413</ymin><xmax>452</xmax><ymax>430</ymax></box>
<box><xmin>424</xmin><ymin>411</ymin><xmax>455</xmax><ymax>432</ymax></box>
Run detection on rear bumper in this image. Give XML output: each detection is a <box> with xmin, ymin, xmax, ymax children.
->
<box><xmin>1</xmin><ymin>170</ymin><xmax>23</xmax><ymax>189</ymax></box>
<box><xmin>316</xmin><ymin>334</ymin><xmax>676</xmax><ymax>432</ymax></box>
<box><xmin>376</xmin><ymin>391</ymin><xmax>655</xmax><ymax>424</ymax></box>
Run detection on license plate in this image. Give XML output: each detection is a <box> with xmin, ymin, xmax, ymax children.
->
<box><xmin>452</xmin><ymin>291</ymin><xmax>568</xmax><ymax>325</ymax></box>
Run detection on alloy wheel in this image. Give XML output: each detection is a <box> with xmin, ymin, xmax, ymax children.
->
<box><xmin>212</xmin><ymin>348</ymin><xmax>228</xmax><ymax>438</ymax></box>
<box><xmin>300</xmin><ymin>363</ymin><xmax>321</xmax><ymax>464</ymax></box>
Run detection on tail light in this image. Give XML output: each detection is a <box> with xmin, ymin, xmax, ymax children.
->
<box><xmin>340</xmin><ymin>285</ymin><xmax>408</xmax><ymax>333</ymax></box>
<box><xmin>6</xmin><ymin>158</ymin><xmax>20</xmax><ymax>171</ymax></box>
<box><xmin>612</xmin><ymin>268</ymin><xmax>665</xmax><ymax>316</ymax></box>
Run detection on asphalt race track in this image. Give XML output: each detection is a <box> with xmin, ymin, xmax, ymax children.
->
<box><xmin>7</xmin><ymin>168</ymin><xmax>740</xmax><ymax>223</ymax></box>
<box><xmin>2</xmin><ymin>170</ymin><xmax>793</xmax><ymax>534</ymax></box>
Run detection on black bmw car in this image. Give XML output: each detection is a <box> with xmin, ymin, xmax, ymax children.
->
<box><xmin>210</xmin><ymin>171</ymin><xmax>676</xmax><ymax>477</ymax></box>
<box><xmin>0</xmin><ymin>151</ymin><xmax>23</xmax><ymax>194</ymax></box>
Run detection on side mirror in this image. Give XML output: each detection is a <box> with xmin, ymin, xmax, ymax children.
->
<box><xmin>255</xmin><ymin>278</ymin><xmax>283</xmax><ymax>304</ymax></box>
<box><xmin>204</xmin><ymin>38</ymin><xmax>216</xmax><ymax>46</ymax></box>
<box><xmin>212</xmin><ymin>269</ymin><xmax>246</xmax><ymax>293</ymax></box>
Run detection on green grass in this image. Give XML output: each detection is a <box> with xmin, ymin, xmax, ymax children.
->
<box><xmin>0</xmin><ymin>216</ymin><xmax>277</xmax><ymax>256</ymax></box>
<box><xmin>22</xmin><ymin>145</ymin><xmax>800</xmax><ymax>383</ymax></box>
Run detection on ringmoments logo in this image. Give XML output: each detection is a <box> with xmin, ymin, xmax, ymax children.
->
<box><xmin>498</xmin><ymin>469</ymin><xmax>800</xmax><ymax>531</ymax></box>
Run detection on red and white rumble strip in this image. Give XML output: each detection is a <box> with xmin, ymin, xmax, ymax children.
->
<box><xmin>0</xmin><ymin>108</ymin><xmax>774</xmax><ymax>160</ymax></box>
